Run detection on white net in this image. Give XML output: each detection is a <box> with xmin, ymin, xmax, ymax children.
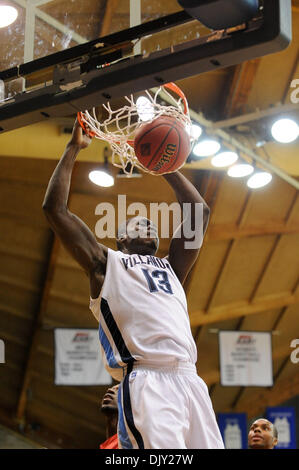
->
<box><xmin>79</xmin><ymin>84</ymin><xmax>192</xmax><ymax>175</ymax></box>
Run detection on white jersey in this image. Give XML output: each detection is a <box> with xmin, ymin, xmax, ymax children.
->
<box><xmin>90</xmin><ymin>248</ymin><xmax>197</xmax><ymax>380</ymax></box>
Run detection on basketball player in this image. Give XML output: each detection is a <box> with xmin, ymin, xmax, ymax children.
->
<box><xmin>43</xmin><ymin>119</ymin><xmax>224</xmax><ymax>449</ymax></box>
<box><xmin>248</xmin><ymin>419</ymin><xmax>278</xmax><ymax>449</ymax></box>
<box><xmin>100</xmin><ymin>384</ymin><xmax>119</xmax><ymax>449</ymax></box>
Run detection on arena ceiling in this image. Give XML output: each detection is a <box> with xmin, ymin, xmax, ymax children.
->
<box><xmin>0</xmin><ymin>0</ymin><xmax>298</xmax><ymax>449</ymax></box>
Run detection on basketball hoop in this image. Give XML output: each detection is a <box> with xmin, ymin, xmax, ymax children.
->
<box><xmin>77</xmin><ymin>82</ymin><xmax>192</xmax><ymax>176</ymax></box>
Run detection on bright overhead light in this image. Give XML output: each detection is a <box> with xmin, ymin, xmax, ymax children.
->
<box><xmin>193</xmin><ymin>139</ymin><xmax>221</xmax><ymax>157</ymax></box>
<box><xmin>136</xmin><ymin>96</ymin><xmax>155</xmax><ymax>122</ymax></box>
<box><xmin>211</xmin><ymin>151</ymin><xmax>238</xmax><ymax>168</ymax></box>
<box><xmin>247</xmin><ymin>172</ymin><xmax>272</xmax><ymax>189</ymax></box>
<box><xmin>190</xmin><ymin>124</ymin><xmax>203</xmax><ymax>140</ymax></box>
<box><xmin>227</xmin><ymin>164</ymin><xmax>254</xmax><ymax>178</ymax></box>
<box><xmin>89</xmin><ymin>170</ymin><xmax>114</xmax><ymax>187</ymax></box>
<box><xmin>0</xmin><ymin>6</ymin><xmax>18</xmax><ymax>28</ymax></box>
<box><xmin>271</xmin><ymin>118</ymin><xmax>299</xmax><ymax>143</ymax></box>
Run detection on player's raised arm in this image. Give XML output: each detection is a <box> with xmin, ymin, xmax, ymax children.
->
<box><xmin>42</xmin><ymin>120</ymin><xmax>107</xmax><ymax>286</ymax></box>
<box><xmin>163</xmin><ymin>171</ymin><xmax>210</xmax><ymax>285</ymax></box>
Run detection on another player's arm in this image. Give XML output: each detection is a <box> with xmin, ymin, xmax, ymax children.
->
<box><xmin>42</xmin><ymin>120</ymin><xmax>107</xmax><ymax>298</ymax></box>
<box><xmin>163</xmin><ymin>171</ymin><xmax>210</xmax><ymax>285</ymax></box>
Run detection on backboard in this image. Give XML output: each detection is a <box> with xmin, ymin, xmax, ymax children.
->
<box><xmin>0</xmin><ymin>0</ymin><xmax>292</xmax><ymax>132</ymax></box>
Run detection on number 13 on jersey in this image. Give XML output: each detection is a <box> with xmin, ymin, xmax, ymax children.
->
<box><xmin>142</xmin><ymin>269</ymin><xmax>173</xmax><ymax>295</ymax></box>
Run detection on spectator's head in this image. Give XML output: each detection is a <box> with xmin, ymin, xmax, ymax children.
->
<box><xmin>248</xmin><ymin>418</ymin><xmax>278</xmax><ymax>449</ymax></box>
<box><xmin>100</xmin><ymin>384</ymin><xmax>120</xmax><ymax>416</ymax></box>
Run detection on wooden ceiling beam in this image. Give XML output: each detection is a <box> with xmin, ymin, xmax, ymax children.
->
<box><xmin>30</xmin><ymin>371</ymin><xmax>101</xmax><ymax>404</ymax></box>
<box><xmin>186</xmin><ymin>172</ymin><xmax>223</xmax><ymax>349</ymax></box>
<box><xmin>14</xmin><ymin>162</ymin><xmax>89</xmax><ymax>425</ymax></box>
<box><xmin>0</xmin><ymin>331</ymin><xmax>28</xmax><ymax>349</ymax></box>
<box><xmin>190</xmin><ymin>290</ymin><xmax>299</xmax><ymax>327</ymax></box>
<box><xmin>46</xmin><ymin>288</ymin><xmax>299</xmax><ymax>327</ymax></box>
<box><xmin>184</xmin><ymin>171</ymin><xmax>221</xmax><ymax>295</ymax></box>
<box><xmin>204</xmin><ymin>239</ymin><xmax>235</xmax><ymax>312</ymax></box>
<box><xmin>285</xmin><ymin>192</ymin><xmax>299</xmax><ymax>226</ymax></box>
<box><xmin>232</xmin><ymin>372</ymin><xmax>299</xmax><ymax>419</ymax></box>
<box><xmin>184</xmin><ymin>171</ymin><xmax>223</xmax><ymax>287</ymax></box>
<box><xmin>0</xmin><ymin>274</ymin><xmax>39</xmax><ymax>294</ymax></box>
<box><xmin>0</xmin><ymin>406</ymin><xmax>74</xmax><ymax>449</ymax></box>
<box><xmin>3</xmin><ymin>219</ymin><xmax>298</xmax><ymax>281</ymax></box>
<box><xmin>1</xmin><ymin>361</ymin><xmax>101</xmax><ymax>406</ymax></box>
<box><xmin>212</xmin><ymin>102</ymin><xmax>299</xmax><ymax>129</ymax></box>
<box><xmin>204</xmin><ymin>191</ymin><xmax>252</xmax><ymax>313</ymax></box>
<box><xmin>206</xmin><ymin>221</ymin><xmax>299</xmax><ymax>241</ymax></box>
<box><xmin>236</xmin><ymin>191</ymin><xmax>298</xmax><ymax>331</ymax></box>
<box><xmin>235</xmin><ymin>234</ymin><xmax>281</xmax><ymax>336</ymax></box>
<box><xmin>16</xmin><ymin>235</ymin><xmax>60</xmax><ymax>423</ymax></box>
<box><xmin>27</xmin><ymin>398</ymin><xmax>104</xmax><ymax>436</ymax></box>
<box><xmin>222</xmin><ymin>59</ymin><xmax>261</xmax><ymax>118</ymax></box>
<box><xmin>228</xmin><ymin>193</ymin><xmax>299</xmax><ymax>408</ymax></box>
<box><xmin>0</xmin><ymin>303</ymin><xmax>34</xmax><ymax>323</ymax></box>
<box><xmin>0</xmin><ymin>244</ymin><xmax>44</xmax><ymax>263</ymax></box>
<box><xmin>100</xmin><ymin>0</ymin><xmax>119</xmax><ymax>37</ymax></box>
<box><xmin>43</xmin><ymin>283</ymin><xmax>299</xmax><ymax>328</ymax></box>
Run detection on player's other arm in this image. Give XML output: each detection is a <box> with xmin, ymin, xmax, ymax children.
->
<box><xmin>42</xmin><ymin>120</ymin><xmax>107</xmax><ymax>297</ymax></box>
<box><xmin>163</xmin><ymin>171</ymin><xmax>210</xmax><ymax>285</ymax></box>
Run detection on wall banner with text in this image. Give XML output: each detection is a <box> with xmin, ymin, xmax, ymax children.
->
<box><xmin>219</xmin><ymin>330</ymin><xmax>273</xmax><ymax>386</ymax></box>
<box><xmin>54</xmin><ymin>328</ymin><xmax>112</xmax><ymax>386</ymax></box>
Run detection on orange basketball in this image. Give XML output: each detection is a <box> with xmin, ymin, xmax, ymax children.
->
<box><xmin>134</xmin><ymin>116</ymin><xmax>191</xmax><ymax>174</ymax></box>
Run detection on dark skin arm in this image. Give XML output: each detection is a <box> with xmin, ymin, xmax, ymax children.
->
<box><xmin>163</xmin><ymin>171</ymin><xmax>210</xmax><ymax>285</ymax></box>
<box><xmin>42</xmin><ymin>120</ymin><xmax>107</xmax><ymax>299</ymax></box>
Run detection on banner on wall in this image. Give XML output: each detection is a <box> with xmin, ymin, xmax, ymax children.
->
<box><xmin>54</xmin><ymin>328</ymin><xmax>112</xmax><ymax>386</ymax></box>
<box><xmin>266</xmin><ymin>407</ymin><xmax>297</xmax><ymax>449</ymax></box>
<box><xmin>218</xmin><ymin>413</ymin><xmax>248</xmax><ymax>449</ymax></box>
<box><xmin>219</xmin><ymin>331</ymin><xmax>273</xmax><ymax>386</ymax></box>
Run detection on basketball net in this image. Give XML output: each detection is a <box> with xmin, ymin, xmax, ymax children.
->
<box><xmin>77</xmin><ymin>82</ymin><xmax>192</xmax><ymax>176</ymax></box>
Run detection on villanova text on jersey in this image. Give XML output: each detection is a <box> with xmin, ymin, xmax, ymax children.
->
<box><xmin>121</xmin><ymin>254</ymin><xmax>174</xmax><ymax>274</ymax></box>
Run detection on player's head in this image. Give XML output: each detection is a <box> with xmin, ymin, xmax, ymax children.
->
<box><xmin>248</xmin><ymin>418</ymin><xmax>278</xmax><ymax>449</ymax></box>
<box><xmin>116</xmin><ymin>216</ymin><xmax>159</xmax><ymax>255</ymax></box>
<box><xmin>100</xmin><ymin>384</ymin><xmax>120</xmax><ymax>416</ymax></box>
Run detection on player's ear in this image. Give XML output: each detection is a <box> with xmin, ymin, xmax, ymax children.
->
<box><xmin>273</xmin><ymin>437</ymin><xmax>278</xmax><ymax>447</ymax></box>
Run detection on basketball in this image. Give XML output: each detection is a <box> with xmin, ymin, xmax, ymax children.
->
<box><xmin>134</xmin><ymin>116</ymin><xmax>191</xmax><ymax>174</ymax></box>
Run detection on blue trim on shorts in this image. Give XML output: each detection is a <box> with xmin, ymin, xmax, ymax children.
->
<box><xmin>99</xmin><ymin>324</ymin><xmax>121</xmax><ymax>369</ymax></box>
<box><xmin>117</xmin><ymin>384</ymin><xmax>133</xmax><ymax>449</ymax></box>
<box><xmin>100</xmin><ymin>298</ymin><xmax>134</xmax><ymax>365</ymax></box>
<box><xmin>123</xmin><ymin>371</ymin><xmax>145</xmax><ymax>449</ymax></box>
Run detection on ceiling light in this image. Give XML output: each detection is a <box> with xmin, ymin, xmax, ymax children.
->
<box><xmin>247</xmin><ymin>172</ymin><xmax>272</xmax><ymax>189</ymax></box>
<box><xmin>136</xmin><ymin>96</ymin><xmax>155</xmax><ymax>122</ymax></box>
<box><xmin>211</xmin><ymin>151</ymin><xmax>238</xmax><ymax>168</ymax></box>
<box><xmin>271</xmin><ymin>118</ymin><xmax>299</xmax><ymax>143</ymax></box>
<box><xmin>193</xmin><ymin>139</ymin><xmax>221</xmax><ymax>157</ymax></box>
<box><xmin>190</xmin><ymin>124</ymin><xmax>203</xmax><ymax>140</ymax></box>
<box><xmin>227</xmin><ymin>164</ymin><xmax>254</xmax><ymax>178</ymax></box>
<box><xmin>0</xmin><ymin>6</ymin><xmax>18</xmax><ymax>28</ymax></box>
<box><xmin>89</xmin><ymin>170</ymin><xmax>114</xmax><ymax>187</ymax></box>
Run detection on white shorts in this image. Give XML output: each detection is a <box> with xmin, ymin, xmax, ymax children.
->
<box><xmin>117</xmin><ymin>361</ymin><xmax>225</xmax><ymax>449</ymax></box>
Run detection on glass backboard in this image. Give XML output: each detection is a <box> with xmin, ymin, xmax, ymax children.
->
<box><xmin>0</xmin><ymin>0</ymin><xmax>292</xmax><ymax>133</ymax></box>
<box><xmin>0</xmin><ymin>0</ymin><xmax>207</xmax><ymax>71</ymax></box>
